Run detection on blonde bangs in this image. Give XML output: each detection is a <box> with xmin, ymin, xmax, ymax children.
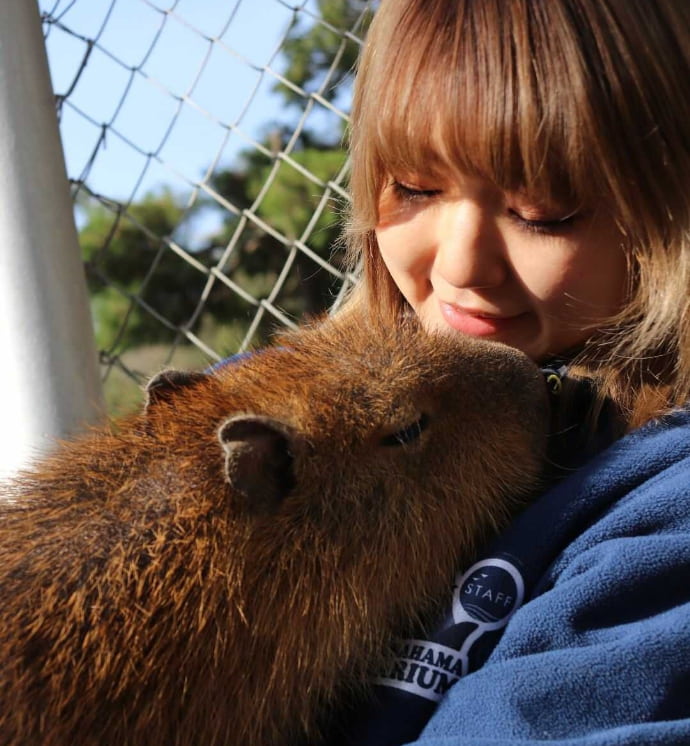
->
<box><xmin>350</xmin><ymin>0</ymin><xmax>603</xmax><ymax>233</ymax></box>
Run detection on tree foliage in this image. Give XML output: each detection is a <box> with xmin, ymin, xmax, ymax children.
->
<box><xmin>80</xmin><ymin>190</ymin><xmax>233</xmax><ymax>349</ymax></box>
<box><xmin>206</xmin><ymin>134</ymin><xmax>348</xmax><ymax>320</ymax></box>
<box><xmin>80</xmin><ymin>0</ymin><xmax>368</xmax><ymax>354</ymax></box>
<box><xmin>277</xmin><ymin>0</ymin><xmax>374</xmax><ymax>112</ymax></box>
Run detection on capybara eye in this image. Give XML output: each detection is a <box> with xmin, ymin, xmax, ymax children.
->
<box><xmin>380</xmin><ymin>413</ymin><xmax>430</xmax><ymax>447</ymax></box>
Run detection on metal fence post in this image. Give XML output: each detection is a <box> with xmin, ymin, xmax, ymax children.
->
<box><xmin>0</xmin><ymin>0</ymin><xmax>104</xmax><ymax>478</ymax></box>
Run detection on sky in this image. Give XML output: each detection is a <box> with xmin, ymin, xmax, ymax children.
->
<box><xmin>39</xmin><ymin>0</ymin><xmax>318</xmax><ymax>205</ymax></box>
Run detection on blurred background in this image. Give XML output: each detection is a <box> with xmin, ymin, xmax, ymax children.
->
<box><xmin>39</xmin><ymin>0</ymin><xmax>375</xmax><ymax>414</ymax></box>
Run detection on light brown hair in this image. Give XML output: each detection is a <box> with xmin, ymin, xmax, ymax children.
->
<box><xmin>345</xmin><ymin>0</ymin><xmax>690</xmax><ymax>428</ymax></box>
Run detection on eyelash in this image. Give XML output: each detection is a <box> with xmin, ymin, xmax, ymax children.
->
<box><xmin>391</xmin><ymin>181</ymin><xmax>441</xmax><ymax>201</ymax></box>
<box><xmin>507</xmin><ymin>210</ymin><xmax>579</xmax><ymax>236</ymax></box>
<box><xmin>390</xmin><ymin>181</ymin><xmax>579</xmax><ymax>236</ymax></box>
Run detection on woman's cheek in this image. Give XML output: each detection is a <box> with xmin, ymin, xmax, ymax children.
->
<box><xmin>377</xmin><ymin>220</ymin><xmax>433</xmax><ymax>278</ymax></box>
<box><xmin>376</xmin><ymin>190</ymin><xmax>400</xmax><ymax>228</ymax></box>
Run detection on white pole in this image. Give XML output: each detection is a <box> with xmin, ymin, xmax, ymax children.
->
<box><xmin>0</xmin><ymin>0</ymin><xmax>104</xmax><ymax>478</ymax></box>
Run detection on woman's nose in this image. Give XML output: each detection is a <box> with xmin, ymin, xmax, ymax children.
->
<box><xmin>434</xmin><ymin>200</ymin><xmax>507</xmax><ymax>290</ymax></box>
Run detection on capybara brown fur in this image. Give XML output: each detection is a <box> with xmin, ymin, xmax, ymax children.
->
<box><xmin>0</xmin><ymin>314</ymin><xmax>549</xmax><ymax>746</ymax></box>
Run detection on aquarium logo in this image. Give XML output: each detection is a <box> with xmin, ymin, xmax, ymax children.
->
<box><xmin>452</xmin><ymin>557</ymin><xmax>525</xmax><ymax>630</ymax></box>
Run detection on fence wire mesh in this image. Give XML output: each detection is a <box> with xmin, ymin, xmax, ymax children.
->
<box><xmin>39</xmin><ymin>0</ymin><xmax>374</xmax><ymax>414</ymax></box>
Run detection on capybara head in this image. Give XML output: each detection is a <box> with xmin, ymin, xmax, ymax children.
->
<box><xmin>0</xmin><ymin>314</ymin><xmax>549</xmax><ymax>746</ymax></box>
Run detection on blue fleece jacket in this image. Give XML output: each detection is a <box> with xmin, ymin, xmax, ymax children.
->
<box><xmin>340</xmin><ymin>409</ymin><xmax>690</xmax><ymax>745</ymax></box>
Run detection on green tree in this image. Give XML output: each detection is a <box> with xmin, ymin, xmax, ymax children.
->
<box><xmin>80</xmin><ymin>0</ymin><xmax>373</xmax><ymax>354</ymax></box>
<box><xmin>79</xmin><ymin>189</ymin><xmax>235</xmax><ymax>350</ymax></box>
<box><xmin>205</xmin><ymin>133</ymin><xmax>348</xmax><ymax>322</ymax></box>
<box><xmin>201</xmin><ymin>0</ymin><xmax>374</xmax><ymax>325</ymax></box>
<box><xmin>278</xmin><ymin>0</ymin><xmax>375</xmax><ymax>115</ymax></box>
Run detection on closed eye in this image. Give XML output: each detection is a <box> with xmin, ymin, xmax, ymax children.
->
<box><xmin>380</xmin><ymin>414</ymin><xmax>430</xmax><ymax>447</ymax></box>
<box><xmin>508</xmin><ymin>208</ymin><xmax>581</xmax><ymax>235</ymax></box>
<box><xmin>391</xmin><ymin>181</ymin><xmax>442</xmax><ymax>202</ymax></box>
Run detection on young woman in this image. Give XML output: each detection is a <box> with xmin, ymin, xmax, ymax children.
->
<box><xmin>338</xmin><ymin>0</ymin><xmax>690</xmax><ymax>743</ymax></box>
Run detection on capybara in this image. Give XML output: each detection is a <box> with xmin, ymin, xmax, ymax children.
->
<box><xmin>0</xmin><ymin>314</ymin><xmax>549</xmax><ymax>746</ymax></box>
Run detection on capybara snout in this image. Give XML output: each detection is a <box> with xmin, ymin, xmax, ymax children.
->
<box><xmin>0</xmin><ymin>313</ymin><xmax>549</xmax><ymax>746</ymax></box>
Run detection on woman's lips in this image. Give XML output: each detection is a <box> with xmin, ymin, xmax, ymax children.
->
<box><xmin>439</xmin><ymin>301</ymin><xmax>526</xmax><ymax>337</ymax></box>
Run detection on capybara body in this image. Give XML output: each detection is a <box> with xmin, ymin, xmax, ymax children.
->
<box><xmin>0</xmin><ymin>315</ymin><xmax>549</xmax><ymax>746</ymax></box>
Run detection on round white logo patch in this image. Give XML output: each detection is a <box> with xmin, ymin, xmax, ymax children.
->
<box><xmin>375</xmin><ymin>556</ymin><xmax>526</xmax><ymax>702</ymax></box>
<box><xmin>452</xmin><ymin>557</ymin><xmax>525</xmax><ymax>631</ymax></box>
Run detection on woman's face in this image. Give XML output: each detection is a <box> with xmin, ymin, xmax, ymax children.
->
<box><xmin>375</xmin><ymin>172</ymin><xmax>629</xmax><ymax>361</ymax></box>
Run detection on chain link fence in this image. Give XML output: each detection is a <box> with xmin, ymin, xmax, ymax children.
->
<box><xmin>39</xmin><ymin>0</ymin><xmax>374</xmax><ymax>414</ymax></box>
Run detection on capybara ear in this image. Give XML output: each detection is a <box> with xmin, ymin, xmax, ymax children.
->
<box><xmin>144</xmin><ymin>370</ymin><xmax>208</xmax><ymax>413</ymax></box>
<box><xmin>218</xmin><ymin>415</ymin><xmax>296</xmax><ymax>514</ymax></box>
